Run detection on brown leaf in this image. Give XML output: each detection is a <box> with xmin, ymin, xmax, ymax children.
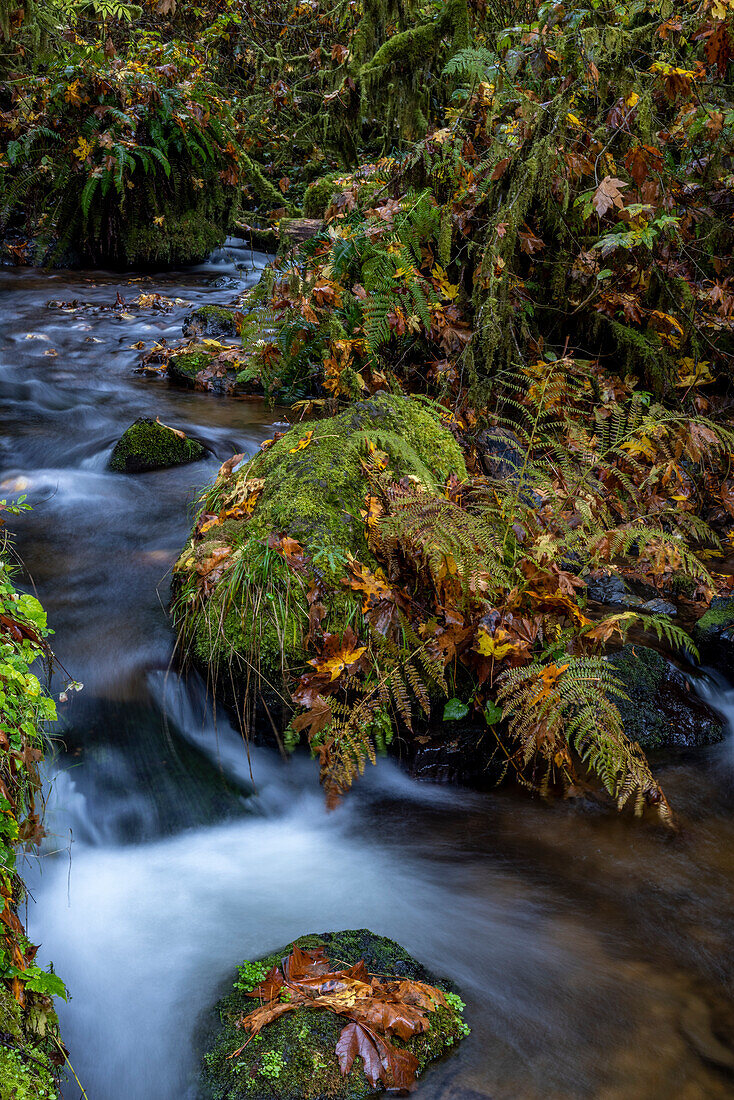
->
<box><xmin>592</xmin><ymin>176</ymin><xmax>628</xmax><ymax>217</ymax></box>
<box><xmin>336</xmin><ymin>1022</ymin><xmax>385</xmax><ymax>1088</ymax></box>
<box><xmin>248</xmin><ymin>965</ymin><xmax>284</xmax><ymax>1001</ymax></box>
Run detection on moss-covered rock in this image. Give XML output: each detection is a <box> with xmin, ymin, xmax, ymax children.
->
<box><xmin>609</xmin><ymin>645</ymin><xmax>724</xmax><ymax>750</ymax></box>
<box><xmin>303</xmin><ymin>173</ymin><xmax>346</xmax><ymax>218</ymax></box>
<box><xmin>693</xmin><ymin>597</ymin><xmax>734</xmax><ymax>670</ymax></box>
<box><xmin>0</xmin><ymin>987</ymin><xmax>59</xmax><ymax>1100</ymax></box>
<box><xmin>109</xmin><ymin>417</ymin><xmax>205</xmax><ymax>473</ymax></box>
<box><xmin>182</xmin><ymin>306</ymin><xmax>240</xmax><ymax>339</ymax></box>
<box><xmin>201</xmin><ymin>930</ymin><xmax>468</xmax><ymax>1100</ymax></box>
<box><xmin>167</xmin><ymin>346</ymin><xmax>216</xmax><ymax>388</ymax></box>
<box><xmin>174</xmin><ymin>393</ymin><xmax>466</xmax><ymax>675</ymax></box>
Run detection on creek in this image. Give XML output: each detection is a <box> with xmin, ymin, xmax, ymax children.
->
<box><xmin>2</xmin><ymin>247</ymin><xmax>734</xmax><ymax>1100</ymax></box>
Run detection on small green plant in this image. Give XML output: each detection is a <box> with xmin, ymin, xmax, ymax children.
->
<box><xmin>445</xmin><ymin>991</ymin><xmax>470</xmax><ymax>1037</ymax></box>
<box><xmin>258</xmin><ymin>1050</ymin><xmax>285</xmax><ymax>1080</ymax></box>
<box><xmin>234</xmin><ymin>960</ymin><xmax>267</xmax><ymax>993</ymax></box>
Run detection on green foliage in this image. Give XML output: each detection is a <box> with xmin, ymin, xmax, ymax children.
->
<box><xmin>497</xmin><ymin>655</ymin><xmax>672</xmax><ymax>821</ymax></box>
<box><xmin>234</xmin><ymin>960</ymin><xmax>268</xmax><ymax>993</ymax></box>
<box><xmin>0</xmin><ymin>512</ymin><xmax>66</xmax><ymax>1081</ymax></box>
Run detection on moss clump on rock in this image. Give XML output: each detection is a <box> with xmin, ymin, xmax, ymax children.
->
<box><xmin>175</xmin><ymin>393</ymin><xmax>466</xmax><ymax>675</ymax></box>
<box><xmin>182</xmin><ymin>306</ymin><xmax>239</xmax><ymax>339</ymax></box>
<box><xmin>201</xmin><ymin>930</ymin><xmax>468</xmax><ymax>1100</ymax></box>
<box><xmin>119</xmin><ymin>207</ymin><xmax>225</xmax><ymax>268</ymax></box>
<box><xmin>609</xmin><ymin>645</ymin><xmax>724</xmax><ymax>750</ymax></box>
<box><xmin>109</xmin><ymin>417</ymin><xmax>204</xmax><ymax>473</ymax></box>
<box><xmin>167</xmin><ymin>346</ymin><xmax>214</xmax><ymax>387</ymax></box>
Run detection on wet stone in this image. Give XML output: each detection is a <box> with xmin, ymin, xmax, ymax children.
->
<box><xmin>200</xmin><ymin>929</ymin><xmax>468</xmax><ymax>1100</ymax></box>
<box><xmin>108</xmin><ymin>417</ymin><xmax>204</xmax><ymax>473</ymax></box>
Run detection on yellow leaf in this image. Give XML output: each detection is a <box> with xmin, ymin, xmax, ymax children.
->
<box><xmin>474</xmin><ymin>628</ymin><xmax>518</xmax><ymax>660</ymax></box>
<box><xmin>313</xmin><ymin>646</ymin><xmax>367</xmax><ymax>681</ymax></box>
<box><xmin>73</xmin><ymin>136</ymin><xmax>93</xmax><ymax>161</ymax></box>
<box><xmin>289</xmin><ymin>430</ymin><xmax>314</xmax><ymax>453</ymax></box>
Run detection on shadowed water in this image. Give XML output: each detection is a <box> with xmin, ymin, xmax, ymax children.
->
<box><xmin>2</xmin><ymin>245</ymin><xmax>734</xmax><ymax>1100</ymax></box>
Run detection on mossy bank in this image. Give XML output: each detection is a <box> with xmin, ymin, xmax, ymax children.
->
<box><xmin>201</xmin><ymin>929</ymin><xmax>468</xmax><ymax>1100</ymax></box>
<box><xmin>0</xmin><ymin>986</ymin><xmax>60</xmax><ymax>1100</ymax></box>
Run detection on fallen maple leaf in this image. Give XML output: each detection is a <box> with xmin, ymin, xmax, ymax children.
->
<box><xmin>592</xmin><ymin>176</ymin><xmax>628</xmax><ymax>217</ymax></box>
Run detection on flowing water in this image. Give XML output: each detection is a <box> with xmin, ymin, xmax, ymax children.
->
<box><xmin>2</xmin><ymin>247</ymin><xmax>734</xmax><ymax>1100</ymax></box>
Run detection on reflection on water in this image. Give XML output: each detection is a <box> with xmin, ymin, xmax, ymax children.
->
<box><xmin>3</xmin><ymin>246</ymin><xmax>734</xmax><ymax>1100</ymax></box>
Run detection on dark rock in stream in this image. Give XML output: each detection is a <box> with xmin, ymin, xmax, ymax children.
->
<box><xmin>609</xmin><ymin>645</ymin><xmax>725</xmax><ymax>750</ymax></box>
<box><xmin>586</xmin><ymin>571</ymin><xmax>644</xmax><ymax>609</ymax></box>
<box><xmin>109</xmin><ymin>417</ymin><xmax>204</xmax><ymax>473</ymax></box>
<box><xmin>693</xmin><ymin>596</ymin><xmax>734</xmax><ymax>671</ymax></box>
<box><xmin>201</xmin><ymin>930</ymin><xmax>468</xmax><ymax>1100</ymax></box>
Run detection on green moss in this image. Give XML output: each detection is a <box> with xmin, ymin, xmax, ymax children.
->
<box><xmin>167</xmin><ymin>347</ymin><xmax>215</xmax><ymax>386</ymax></box>
<box><xmin>0</xmin><ymin>989</ymin><xmax>58</xmax><ymax>1100</ymax></box>
<box><xmin>609</xmin><ymin>645</ymin><xmax>724</xmax><ymax>750</ymax></box>
<box><xmin>201</xmin><ymin>930</ymin><xmax>467</xmax><ymax>1100</ymax></box>
<box><xmin>246</xmin><ymin>394</ymin><xmax>465</xmax><ymax>565</ymax></box>
<box><xmin>303</xmin><ymin>173</ymin><xmax>346</xmax><ymax>218</ymax></box>
<box><xmin>177</xmin><ymin>394</ymin><xmax>466</xmax><ymax>675</ymax></box>
<box><xmin>121</xmin><ymin>207</ymin><xmax>225</xmax><ymax>268</ymax></box>
<box><xmin>694</xmin><ymin>601</ymin><xmax>734</xmax><ymax>639</ymax></box>
<box><xmin>109</xmin><ymin>417</ymin><xmax>205</xmax><ymax>473</ymax></box>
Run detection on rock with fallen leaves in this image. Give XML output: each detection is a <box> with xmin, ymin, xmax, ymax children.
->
<box><xmin>108</xmin><ymin>417</ymin><xmax>205</xmax><ymax>474</ymax></box>
<box><xmin>173</xmin><ymin>392</ymin><xmax>465</xmax><ymax>674</ymax></box>
<box><xmin>201</xmin><ymin>929</ymin><xmax>468</xmax><ymax>1099</ymax></box>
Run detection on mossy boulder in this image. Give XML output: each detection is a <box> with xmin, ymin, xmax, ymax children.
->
<box><xmin>693</xmin><ymin>597</ymin><xmax>734</xmax><ymax>670</ymax></box>
<box><xmin>303</xmin><ymin>173</ymin><xmax>347</xmax><ymax>218</ymax></box>
<box><xmin>609</xmin><ymin>645</ymin><xmax>724</xmax><ymax>750</ymax></box>
<box><xmin>109</xmin><ymin>417</ymin><xmax>205</xmax><ymax>473</ymax></box>
<box><xmin>0</xmin><ymin>986</ymin><xmax>59</xmax><ymax>1100</ymax></box>
<box><xmin>182</xmin><ymin>306</ymin><xmax>240</xmax><ymax>339</ymax></box>
<box><xmin>175</xmin><ymin>393</ymin><xmax>466</xmax><ymax>674</ymax></box>
<box><xmin>201</xmin><ymin>930</ymin><xmax>468</xmax><ymax>1100</ymax></box>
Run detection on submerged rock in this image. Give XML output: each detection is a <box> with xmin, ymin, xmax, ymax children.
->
<box><xmin>201</xmin><ymin>930</ymin><xmax>468</xmax><ymax>1100</ymax></box>
<box><xmin>609</xmin><ymin>645</ymin><xmax>724</xmax><ymax>750</ymax></box>
<box><xmin>109</xmin><ymin>417</ymin><xmax>204</xmax><ymax>473</ymax></box>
